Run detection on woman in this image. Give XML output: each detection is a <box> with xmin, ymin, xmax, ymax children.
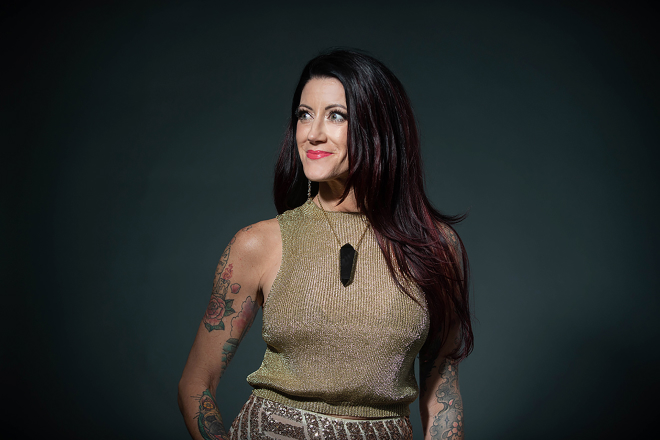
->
<box><xmin>178</xmin><ymin>49</ymin><xmax>473</xmax><ymax>440</ymax></box>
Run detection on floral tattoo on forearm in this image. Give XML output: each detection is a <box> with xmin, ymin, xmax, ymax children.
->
<box><xmin>429</xmin><ymin>359</ymin><xmax>463</xmax><ymax>440</ymax></box>
<box><xmin>203</xmin><ymin>236</ymin><xmax>243</xmax><ymax>332</ymax></box>
<box><xmin>220</xmin><ymin>296</ymin><xmax>258</xmax><ymax>370</ymax></box>
<box><xmin>196</xmin><ymin>389</ymin><xmax>228</xmax><ymax>440</ymax></box>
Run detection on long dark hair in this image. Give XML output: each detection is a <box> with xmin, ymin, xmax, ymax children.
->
<box><xmin>274</xmin><ymin>49</ymin><xmax>473</xmax><ymax>361</ymax></box>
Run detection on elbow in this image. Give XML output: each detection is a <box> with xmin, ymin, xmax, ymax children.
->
<box><xmin>177</xmin><ymin>372</ymin><xmax>217</xmax><ymax>414</ymax></box>
<box><xmin>177</xmin><ymin>374</ymin><xmax>200</xmax><ymax>414</ymax></box>
<box><xmin>177</xmin><ymin>378</ymin><xmax>188</xmax><ymax>414</ymax></box>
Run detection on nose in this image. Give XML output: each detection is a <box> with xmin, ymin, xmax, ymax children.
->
<box><xmin>307</xmin><ymin>116</ymin><xmax>326</xmax><ymax>144</ymax></box>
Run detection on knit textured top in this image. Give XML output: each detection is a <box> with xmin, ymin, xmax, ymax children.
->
<box><xmin>246</xmin><ymin>199</ymin><xmax>430</xmax><ymax>418</ymax></box>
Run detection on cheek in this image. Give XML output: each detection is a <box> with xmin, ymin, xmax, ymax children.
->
<box><xmin>335</xmin><ymin>127</ymin><xmax>349</xmax><ymax>154</ymax></box>
<box><xmin>296</xmin><ymin>123</ymin><xmax>307</xmax><ymax>147</ymax></box>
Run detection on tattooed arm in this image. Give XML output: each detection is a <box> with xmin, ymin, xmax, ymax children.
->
<box><xmin>419</xmin><ymin>222</ymin><xmax>468</xmax><ymax>439</ymax></box>
<box><xmin>419</xmin><ymin>322</ymin><xmax>464</xmax><ymax>440</ymax></box>
<box><xmin>178</xmin><ymin>220</ymin><xmax>281</xmax><ymax>440</ymax></box>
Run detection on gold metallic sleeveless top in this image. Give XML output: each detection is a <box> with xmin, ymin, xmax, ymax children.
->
<box><xmin>246</xmin><ymin>199</ymin><xmax>429</xmax><ymax>418</ymax></box>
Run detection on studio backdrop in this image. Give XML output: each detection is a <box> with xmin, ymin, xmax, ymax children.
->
<box><xmin>3</xmin><ymin>1</ymin><xmax>658</xmax><ymax>439</ymax></box>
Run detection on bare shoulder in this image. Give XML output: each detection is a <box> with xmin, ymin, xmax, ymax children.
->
<box><xmin>229</xmin><ymin>218</ymin><xmax>281</xmax><ymax>259</ymax></box>
<box><xmin>227</xmin><ymin>219</ymin><xmax>281</xmax><ymax>301</ymax></box>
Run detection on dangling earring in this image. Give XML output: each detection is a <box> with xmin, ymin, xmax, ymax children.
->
<box><xmin>307</xmin><ymin>179</ymin><xmax>311</xmax><ymax>199</ymax></box>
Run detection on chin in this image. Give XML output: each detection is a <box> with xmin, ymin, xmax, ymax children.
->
<box><xmin>302</xmin><ymin>165</ymin><xmax>331</xmax><ymax>182</ymax></box>
<box><xmin>303</xmin><ymin>172</ymin><xmax>328</xmax><ymax>182</ymax></box>
<box><xmin>301</xmin><ymin>160</ymin><xmax>349</xmax><ymax>183</ymax></box>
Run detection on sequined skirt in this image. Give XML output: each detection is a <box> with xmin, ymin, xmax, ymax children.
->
<box><xmin>229</xmin><ymin>394</ymin><xmax>413</xmax><ymax>440</ymax></box>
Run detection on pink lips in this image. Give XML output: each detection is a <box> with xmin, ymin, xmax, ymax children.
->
<box><xmin>306</xmin><ymin>150</ymin><xmax>332</xmax><ymax>160</ymax></box>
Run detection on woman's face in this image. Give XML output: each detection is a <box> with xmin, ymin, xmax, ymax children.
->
<box><xmin>296</xmin><ymin>77</ymin><xmax>349</xmax><ymax>185</ymax></box>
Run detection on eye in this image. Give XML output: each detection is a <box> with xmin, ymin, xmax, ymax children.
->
<box><xmin>295</xmin><ymin>108</ymin><xmax>312</xmax><ymax>122</ymax></box>
<box><xmin>328</xmin><ymin>111</ymin><xmax>347</xmax><ymax>123</ymax></box>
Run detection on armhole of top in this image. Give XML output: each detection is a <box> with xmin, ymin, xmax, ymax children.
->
<box><xmin>262</xmin><ymin>213</ymin><xmax>286</xmax><ymax>312</ymax></box>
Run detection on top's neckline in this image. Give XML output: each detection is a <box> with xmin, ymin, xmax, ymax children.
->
<box><xmin>306</xmin><ymin>198</ymin><xmax>365</xmax><ymax>216</ymax></box>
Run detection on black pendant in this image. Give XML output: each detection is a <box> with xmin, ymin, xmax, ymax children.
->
<box><xmin>340</xmin><ymin>243</ymin><xmax>357</xmax><ymax>287</ymax></box>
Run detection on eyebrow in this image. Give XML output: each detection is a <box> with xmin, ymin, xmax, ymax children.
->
<box><xmin>298</xmin><ymin>103</ymin><xmax>347</xmax><ymax>111</ymax></box>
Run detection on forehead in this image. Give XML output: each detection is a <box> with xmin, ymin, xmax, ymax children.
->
<box><xmin>299</xmin><ymin>77</ymin><xmax>346</xmax><ymax>105</ymax></box>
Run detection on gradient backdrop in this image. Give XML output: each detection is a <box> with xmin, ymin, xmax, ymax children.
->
<box><xmin>3</xmin><ymin>1</ymin><xmax>658</xmax><ymax>439</ymax></box>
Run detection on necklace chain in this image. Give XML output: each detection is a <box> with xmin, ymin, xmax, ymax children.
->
<box><xmin>317</xmin><ymin>196</ymin><xmax>370</xmax><ymax>249</ymax></box>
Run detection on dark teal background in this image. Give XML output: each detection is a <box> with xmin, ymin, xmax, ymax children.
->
<box><xmin>3</xmin><ymin>1</ymin><xmax>658</xmax><ymax>438</ymax></box>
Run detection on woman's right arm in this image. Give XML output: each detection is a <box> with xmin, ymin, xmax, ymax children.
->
<box><xmin>178</xmin><ymin>221</ymin><xmax>279</xmax><ymax>440</ymax></box>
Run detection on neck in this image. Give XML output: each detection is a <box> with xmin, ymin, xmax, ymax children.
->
<box><xmin>316</xmin><ymin>181</ymin><xmax>359</xmax><ymax>213</ymax></box>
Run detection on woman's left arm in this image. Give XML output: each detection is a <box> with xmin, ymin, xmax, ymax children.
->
<box><xmin>419</xmin><ymin>326</ymin><xmax>464</xmax><ymax>440</ymax></box>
